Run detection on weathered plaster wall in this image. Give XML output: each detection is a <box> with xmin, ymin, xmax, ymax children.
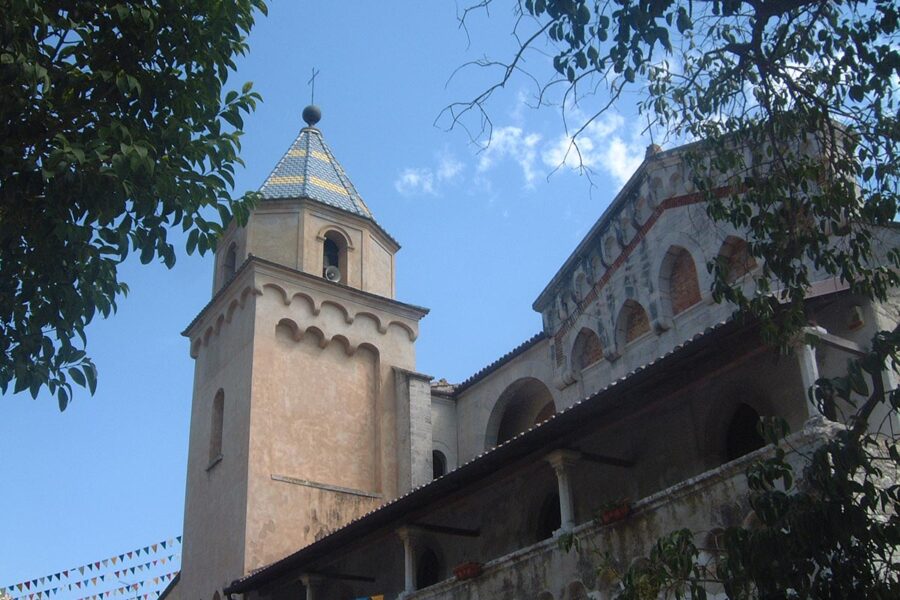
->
<box><xmin>240</xmin><ymin>263</ymin><xmax>423</xmax><ymax>571</ymax></box>
<box><xmin>173</xmin><ymin>280</ymin><xmax>257</xmax><ymax>600</ymax></box>
<box><xmin>430</xmin><ymin>394</ymin><xmax>458</xmax><ymax>474</ymax></box>
<box><xmin>395</xmin><ymin>369</ymin><xmax>435</xmax><ymax>494</ymax></box>
<box><xmin>366</xmin><ymin>233</ymin><xmax>395</xmax><ymax>299</ymax></box>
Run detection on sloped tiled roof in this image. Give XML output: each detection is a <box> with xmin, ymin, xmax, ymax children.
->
<box><xmin>259</xmin><ymin>125</ymin><xmax>373</xmax><ymax>218</ymax></box>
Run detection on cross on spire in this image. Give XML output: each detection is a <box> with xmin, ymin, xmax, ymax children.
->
<box><xmin>308</xmin><ymin>68</ymin><xmax>320</xmax><ymax>105</ymax></box>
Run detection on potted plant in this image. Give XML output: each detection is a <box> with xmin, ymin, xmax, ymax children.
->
<box><xmin>453</xmin><ymin>561</ymin><xmax>483</xmax><ymax>580</ymax></box>
<box><xmin>598</xmin><ymin>498</ymin><xmax>631</xmax><ymax>525</ymax></box>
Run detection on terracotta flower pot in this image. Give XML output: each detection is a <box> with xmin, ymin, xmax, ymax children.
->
<box><xmin>453</xmin><ymin>561</ymin><xmax>483</xmax><ymax>580</ymax></box>
<box><xmin>600</xmin><ymin>504</ymin><xmax>631</xmax><ymax>524</ymax></box>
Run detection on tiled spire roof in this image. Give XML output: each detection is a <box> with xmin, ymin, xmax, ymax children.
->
<box><xmin>258</xmin><ymin>113</ymin><xmax>373</xmax><ymax>219</ymax></box>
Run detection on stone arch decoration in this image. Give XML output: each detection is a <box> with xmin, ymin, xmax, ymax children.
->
<box><xmin>615</xmin><ymin>299</ymin><xmax>651</xmax><ymax>349</ymax></box>
<box><xmin>485</xmin><ymin>377</ymin><xmax>556</xmax><ymax>448</ymax></box>
<box><xmin>718</xmin><ymin>236</ymin><xmax>757</xmax><ymax>283</ymax></box>
<box><xmin>570</xmin><ymin>327</ymin><xmax>604</xmax><ymax>371</ymax></box>
<box><xmin>659</xmin><ymin>245</ymin><xmax>702</xmax><ymax>317</ymax></box>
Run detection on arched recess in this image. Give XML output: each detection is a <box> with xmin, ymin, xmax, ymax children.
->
<box><xmin>724</xmin><ymin>403</ymin><xmax>766</xmax><ymax>461</ymax></box>
<box><xmin>322</xmin><ymin>230</ymin><xmax>349</xmax><ymax>284</ymax></box>
<box><xmin>485</xmin><ymin>378</ymin><xmax>556</xmax><ymax>448</ymax></box>
<box><xmin>718</xmin><ymin>236</ymin><xmax>757</xmax><ymax>284</ymax></box>
<box><xmin>222</xmin><ymin>243</ymin><xmax>237</xmax><ymax>285</ymax></box>
<box><xmin>534</xmin><ymin>492</ymin><xmax>561</xmax><ymax>542</ymax></box>
<box><xmin>616</xmin><ymin>300</ymin><xmax>651</xmax><ymax>349</ymax></box>
<box><xmin>209</xmin><ymin>390</ymin><xmax>224</xmax><ymax>465</ymax></box>
<box><xmin>416</xmin><ymin>544</ymin><xmax>444</xmax><ymax>589</ymax></box>
<box><xmin>432</xmin><ymin>450</ymin><xmax>447</xmax><ymax>479</ymax></box>
<box><xmin>659</xmin><ymin>246</ymin><xmax>702</xmax><ymax>317</ymax></box>
<box><xmin>571</xmin><ymin>327</ymin><xmax>604</xmax><ymax>372</ymax></box>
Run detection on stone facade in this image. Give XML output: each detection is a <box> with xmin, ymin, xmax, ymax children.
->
<box><xmin>168</xmin><ymin>111</ymin><xmax>900</xmax><ymax>600</ymax></box>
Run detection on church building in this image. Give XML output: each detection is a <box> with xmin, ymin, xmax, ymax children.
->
<box><xmin>163</xmin><ymin>106</ymin><xmax>899</xmax><ymax>600</ymax></box>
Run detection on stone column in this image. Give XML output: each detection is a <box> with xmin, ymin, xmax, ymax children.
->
<box><xmin>397</xmin><ymin>527</ymin><xmax>418</xmax><ymax>597</ymax></box>
<box><xmin>546</xmin><ymin>450</ymin><xmax>581</xmax><ymax>532</ymax></box>
<box><xmin>797</xmin><ymin>326</ymin><xmax>826</xmax><ymax>416</ymax></box>
<box><xmin>300</xmin><ymin>574</ymin><xmax>323</xmax><ymax>600</ymax></box>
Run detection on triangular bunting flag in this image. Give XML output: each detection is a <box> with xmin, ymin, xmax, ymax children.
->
<box><xmin>152</xmin><ymin>561</ymin><xmax>157</xmax><ymax>567</ymax></box>
<box><xmin>100</xmin><ymin>576</ymin><xmax>105</xmax><ymax>582</ymax></box>
<box><xmin>91</xmin><ymin>578</ymin><xmax>97</xmax><ymax>586</ymax></box>
<box><xmin>78</xmin><ymin>568</ymin><xmax>85</xmax><ymax>576</ymax></box>
<box><xmin>94</xmin><ymin>563</ymin><xmax>100</xmax><ymax>570</ymax></box>
<box><xmin>25</xmin><ymin>582</ymin><xmax>31</xmax><ymax>590</ymax></box>
<box><xmin>151</xmin><ymin>545</ymin><xmax>157</xmax><ymax>553</ymax></box>
<box><xmin>127</xmin><ymin>552</ymin><xmax>133</xmax><ymax>560</ymax></box>
<box><xmin>176</xmin><ymin>536</ymin><xmax>181</xmax><ymax>543</ymax></box>
<box><xmin>160</xmin><ymin>559</ymin><xmax>166</xmax><ymax>566</ymax></box>
<box><xmin>75</xmin><ymin>583</ymin><xmax>81</xmax><ymax>589</ymax></box>
<box><xmin>136</xmin><ymin>549</ymin><xmax>142</xmax><ymax>558</ymax></box>
<box><xmin>63</xmin><ymin>572</ymin><xmax>68</xmax><ymax>578</ymax></box>
<box><xmin>143</xmin><ymin>547</ymin><xmax>149</xmax><ymax>555</ymax></box>
<box><xmin>111</xmin><ymin>557</ymin><xmax>118</xmax><ymax>566</ymax></box>
<box><xmin>39</xmin><ymin>578</ymin><xmax>45</xmax><ymax>586</ymax></box>
<box><xmin>102</xmin><ymin>560</ymin><xmax>108</xmax><ymax>568</ymax></box>
<box><xmin>160</xmin><ymin>542</ymin><xmax>166</xmax><ymax>550</ymax></box>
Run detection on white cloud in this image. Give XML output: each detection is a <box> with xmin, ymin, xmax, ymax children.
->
<box><xmin>477</xmin><ymin>126</ymin><xmax>543</xmax><ymax>185</ymax></box>
<box><xmin>540</xmin><ymin>113</ymin><xmax>644</xmax><ymax>185</ymax></box>
<box><xmin>394</xmin><ymin>152</ymin><xmax>464</xmax><ymax>197</ymax></box>
<box><xmin>436</xmin><ymin>155</ymin><xmax>463</xmax><ymax>182</ymax></box>
<box><xmin>394</xmin><ymin>168</ymin><xmax>435</xmax><ymax>196</ymax></box>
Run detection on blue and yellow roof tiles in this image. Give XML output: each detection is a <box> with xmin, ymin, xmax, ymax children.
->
<box><xmin>259</xmin><ymin>124</ymin><xmax>373</xmax><ymax>219</ymax></box>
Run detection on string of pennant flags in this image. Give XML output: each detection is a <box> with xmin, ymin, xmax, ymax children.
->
<box><xmin>7</xmin><ymin>572</ymin><xmax>179</xmax><ymax>600</ymax></box>
<box><xmin>5</xmin><ymin>556</ymin><xmax>179</xmax><ymax>599</ymax></box>
<box><xmin>2</xmin><ymin>536</ymin><xmax>181</xmax><ymax>600</ymax></box>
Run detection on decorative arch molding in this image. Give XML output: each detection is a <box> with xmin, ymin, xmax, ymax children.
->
<box><xmin>274</xmin><ymin>318</ymin><xmax>386</xmax><ymax>358</ymax></box>
<box><xmin>259</xmin><ymin>283</ymin><xmax>418</xmax><ymax>341</ymax></box>
<box><xmin>190</xmin><ymin>285</ymin><xmax>261</xmax><ymax>358</ymax></box>
<box><xmin>314</xmin><ymin>224</ymin><xmax>356</xmax><ymax>250</ymax></box>
<box><xmin>319</xmin><ymin>299</ymin><xmax>354</xmax><ymax>325</ymax></box>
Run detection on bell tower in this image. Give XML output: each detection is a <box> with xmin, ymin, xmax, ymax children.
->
<box><xmin>171</xmin><ymin>107</ymin><xmax>430</xmax><ymax>600</ymax></box>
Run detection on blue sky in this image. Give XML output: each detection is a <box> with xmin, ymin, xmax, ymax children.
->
<box><xmin>0</xmin><ymin>2</ymin><xmax>649</xmax><ymax>591</ymax></box>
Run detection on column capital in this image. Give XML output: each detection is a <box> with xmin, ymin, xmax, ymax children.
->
<box><xmin>396</xmin><ymin>525</ymin><xmax>420</xmax><ymax>543</ymax></box>
<box><xmin>546</xmin><ymin>449</ymin><xmax>581</xmax><ymax>471</ymax></box>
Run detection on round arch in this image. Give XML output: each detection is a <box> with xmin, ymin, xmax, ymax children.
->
<box><xmin>615</xmin><ymin>299</ymin><xmax>651</xmax><ymax>349</ymax></box>
<box><xmin>658</xmin><ymin>245</ymin><xmax>702</xmax><ymax>318</ymax></box>
<box><xmin>485</xmin><ymin>377</ymin><xmax>556</xmax><ymax>448</ymax></box>
<box><xmin>570</xmin><ymin>327</ymin><xmax>604</xmax><ymax>372</ymax></box>
<box><xmin>699</xmin><ymin>384</ymin><xmax>774</xmax><ymax>463</ymax></box>
<box><xmin>717</xmin><ymin>235</ymin><xmax>757</xmax><ymax>283</ymax></box>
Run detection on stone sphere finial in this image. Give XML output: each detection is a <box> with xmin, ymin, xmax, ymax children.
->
<box><xmin>302</xmin><ymin>105</ymin><xmax>321</xmax><ymax>127</ymax></box>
